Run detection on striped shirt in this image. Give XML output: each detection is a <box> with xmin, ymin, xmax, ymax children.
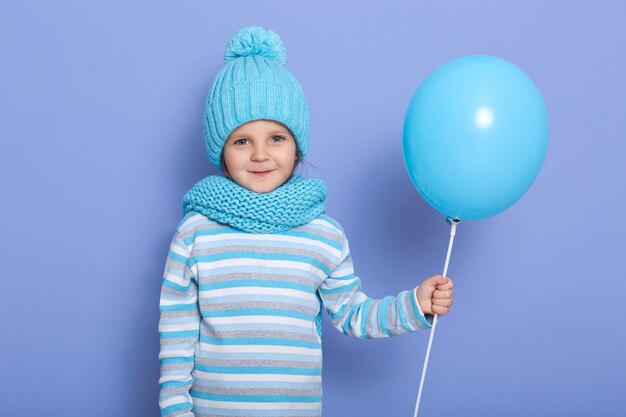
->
<box><xmin>159</xmin><ymin>211</ymin><xmax>433</xmax><ymax>417</ymax></box>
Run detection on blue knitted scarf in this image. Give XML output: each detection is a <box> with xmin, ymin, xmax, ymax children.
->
<box><xmin>181</xmin><ymin>175</ymin><xmax>328</xmax><ymax>234</ymax></box>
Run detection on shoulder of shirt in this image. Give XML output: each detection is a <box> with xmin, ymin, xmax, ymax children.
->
<box><xmin>312</xmin><ymin>213</ymin><xmax>347</xmax><ymax>240</ymax></box>
<box><xmin>174</xmin><ymin>210</ymin><xmax>225</xmax><ymax>237</ymax></box>
<box><xmin>313</xmin><ymin>214</ymin><xmax>350</xmax><ymax>261</ymax></box>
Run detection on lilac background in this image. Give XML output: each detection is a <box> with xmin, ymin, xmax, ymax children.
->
<box><xmin>1</xmin><ymin>1</ymin><xmax>625</xmax><ymax>416</ymax></box>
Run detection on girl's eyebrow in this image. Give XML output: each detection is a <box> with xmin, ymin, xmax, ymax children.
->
<box><xmin>231</xmin><ymin>130</ymin><xmax>290</xmax><ymax>138</ymax></box>
<box><xmin>229</xmin><ymin>133</ymin><xmax>251</xmax><ymax>140</ymax></box>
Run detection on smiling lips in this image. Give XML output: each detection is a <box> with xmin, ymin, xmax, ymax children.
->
<box><xmin>251</xmin><ymin>170</ymin><xmax>274</xmax><ymax>177</ymax></box>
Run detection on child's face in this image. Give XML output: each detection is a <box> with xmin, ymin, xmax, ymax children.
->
<box><xmin>222</xmin><ymin>119</ymin><xmax>298</xmax><ymax>193</ymax></box>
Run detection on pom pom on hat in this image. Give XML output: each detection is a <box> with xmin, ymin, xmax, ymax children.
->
<box><xmin>224</xmin><ymin>26</ymin><xmax>286</xmax><ymax>65</ymax></box>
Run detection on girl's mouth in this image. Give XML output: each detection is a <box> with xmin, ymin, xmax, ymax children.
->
<box><xmin>251</xmin><ymin>170</ymin><xmax>273</xmax><ymax>177</ymax></box>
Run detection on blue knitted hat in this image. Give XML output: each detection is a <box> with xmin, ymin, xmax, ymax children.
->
<box><xmin>204</xmin><ymin>26</ymin><xmax>310</xmax><ymax>170</ymax></box>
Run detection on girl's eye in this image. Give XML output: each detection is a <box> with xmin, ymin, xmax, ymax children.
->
<box><xmin>270</xmin><ymin>135</ymin><xmax>285</xmax><ymax>142</ymax></box>
<box><xmin>234</xmin><ymin>139</ymin><xmax>249</xmax><ymax>145</ymax></box>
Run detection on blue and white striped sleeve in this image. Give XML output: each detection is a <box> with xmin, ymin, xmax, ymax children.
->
<box><xmin>318</xmin><ymin>234</ymin><xmax>433</xmax><ymax>339</ymax></box>
<box><xmin>158</xmin><ymin>231</ymin><xmax>199</xmax><ymax>417</ymax></box>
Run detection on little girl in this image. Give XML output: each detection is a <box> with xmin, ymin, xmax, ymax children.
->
<box><xmin>159</xmin><ymin>26</ymin><xmax>454</xmax><ymax>417</ymax></box>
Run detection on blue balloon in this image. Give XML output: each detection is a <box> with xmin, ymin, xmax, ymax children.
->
<box><xmin>402</xmin><ymin>55</ymin><xmax>549</xmax><ymax>221</ymax></box>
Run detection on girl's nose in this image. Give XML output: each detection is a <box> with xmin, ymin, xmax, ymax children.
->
<box><xmin>251</xmin><ymin>143</ymin><xmax>269</xmax><ymax>161</ymax></box>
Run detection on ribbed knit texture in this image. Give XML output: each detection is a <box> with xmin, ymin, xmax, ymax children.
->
<box><xmin>158</xmin><ymin>212</ymin><xmax>433</xmax><ymax>417</ymax></box>
<box><xmin>204</xmin><ymin>26</ymin><xmax>309</xmax><ymax>170</ymax></box>
<box><xmin>181</xmin><ymin>175</ymin><xmax>327</xmax><ymax>234</ymax></box>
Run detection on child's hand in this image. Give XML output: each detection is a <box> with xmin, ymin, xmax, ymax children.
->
<box><xmin>415</xmin><ymin>275</ymin><xmax>454</xmax><ymax>316</ymax></box>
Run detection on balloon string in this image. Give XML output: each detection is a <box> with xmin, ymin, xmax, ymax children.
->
<box><xmin>413</xmin><ymin>218</ymin><xmax>459</xmax><ymax>417</ymax></box>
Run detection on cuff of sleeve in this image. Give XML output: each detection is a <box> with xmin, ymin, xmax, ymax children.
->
<box><xmin>411</xmin><ymin>286</ymin><xmax>434</xmax><ymax>329</ymax></box>
<box><xmin>161</xmin><ymin>402</ymin><xmax>193</xmax><ymax>417</ymax></box>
